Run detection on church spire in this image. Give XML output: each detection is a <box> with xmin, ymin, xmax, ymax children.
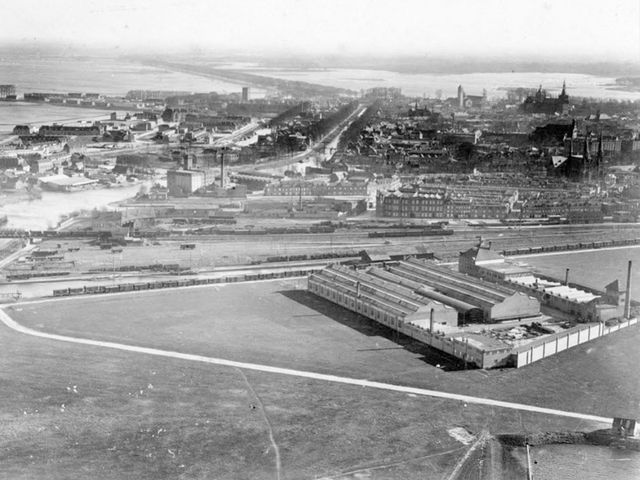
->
<box><xmin>583</xmin><ymin>131</ymin><xmax>590</xmax><ymax>161</ymax></box>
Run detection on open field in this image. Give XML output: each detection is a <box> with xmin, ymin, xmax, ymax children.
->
<box><xmin>9</xmin><ymin>279</ymin><xmax>640</xmax><ymax>420</ymax></box>
<box><xmin>0</xmin><ymin>288</ymin><xmax>608</xmax><ymax>479</ymax></box>
<box><xmin>518</xmin><ymin>246</ymin><xmax>640</xmax><ymax>298</ymax></box>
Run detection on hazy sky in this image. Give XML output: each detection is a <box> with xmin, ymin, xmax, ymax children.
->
<box><xmin>3</xmin><ymin>0</ymin><xmax>639</xmax><ymax>61</ymax></box>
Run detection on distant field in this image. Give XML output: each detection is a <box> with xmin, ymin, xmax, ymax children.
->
<box><xmin>518</xmin><ymin>246</ymin><xmax>640</xmax><ymax>298</ymax></box>
<box><xmin>1</xmin><ymin>280</ymin><xmax>608</xmax><ymax>479</ymax></box>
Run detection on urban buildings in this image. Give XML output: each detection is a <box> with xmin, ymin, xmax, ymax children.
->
<box><xmin>522</xmin><ymin>82</ymin><xmax>570</xmax><ymax>115</ymax></box>
<box><xmin>376</xmin><ymin>184</ymin><xmax>517</xmax><ymax>219</ymax></box>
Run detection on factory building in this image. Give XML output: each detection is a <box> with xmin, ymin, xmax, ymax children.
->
<box><xmin>309</xmin><ymin>259</ymin><xmax>539</xmax><ymax>327</ymax></box>
<box><xmin>386</xmin><ymin>258</ymin><xmax>540</xmax><ymax>322</ymax></box>
<box><xmin>308</xmin><ymin>262</ymin><xmax>533</xmax><ymax>368</ymax></box>
<box><xmin>308</xmin><ymin>264</ymin><xmax>459</xmax><ymax>331</ymax></box>
<box><xmin>460</xmin><ymin>243</ymin><xmax>627</xmax><ymax>322</ymax></box>
<box><xmin>308</xmin><ymin>248</ymin><xmax>636</xmax><ymax>369</ymax></box>
<box><xmin>166</xmin><ymin>170</ymin><xmax>206</xmax><ymax>196</ymax></box>
<box><xmin>459</xmin><ymin>244</ymin><xmax>533</xmax><ymax>282</ymax></box>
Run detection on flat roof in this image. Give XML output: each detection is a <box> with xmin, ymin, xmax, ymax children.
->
<box><xmin>451</xmin><ymin>332</ymin><xmax>510</xmax><ymax>350</ymax></box>
<box><xmin>482</xmin><ymin>263</ymin><xmax>531</xmax><ymax>275</ymax></box>
<box><xmin>544</xmin><ymin>285</ymin><xmax>599</xmax><ymax>303</ymax></box>
<box><xmin>39</xmin><ymin>175</ymin><xmax>98</xmax><ymax>186</ymax></box>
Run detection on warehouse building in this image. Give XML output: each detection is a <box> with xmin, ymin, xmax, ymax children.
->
<box><xmin>459</xmin><ymin>243</ymin><xmax>533</xmax><ymax>281</ymax></box>
<box><xmin>459</xmin><ymin>243</ymin><xmax>626</xmax><ymax>322</ymax></box>
<box><xmin>308</xmin><ymin>262</ymin><xmax>534</xmax><ymax>368</ymax></box>
<box><xmin>387</xmin><ymin>258</ymin><xmax>540</xmax><ymax>322</ymax></box>
<box><xmin>308</xmin><ymin>264</ymin><xmax>459</xmax><ymax>331</ymax></box>
<box><xmin>307</xmin><ymin>251</ymin><xmax>635</xmax><ymax>369</ymax></box>
<box><xmin>167</xmin><ymin>170</ymin><xmax>206</xmax><ymax>196</ymax></box>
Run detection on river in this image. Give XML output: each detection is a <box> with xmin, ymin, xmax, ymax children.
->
<box><xmin>0</xmin><ymin>55</ymin><xmax>244</xmax><ymax>97</ymax></box>
<box><xmin>0</xmin><ymin>184</ymin><xmax>144</xmax><ymax>230</ymax></box>
<box><xmin>238</xmin><ymin>66</ymin><xmax>640</xmax><ymax>101</ymax></box>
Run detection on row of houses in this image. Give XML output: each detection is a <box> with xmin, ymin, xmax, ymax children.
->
<box><xmin>265</xmin><ymin>180</ymin><xmax>368</xmax><ymax>197</ymax></box>
<box><xmin>376</xmin><ymin>184</ymin><xmax>518</xmax><ymax>219</ymax></box>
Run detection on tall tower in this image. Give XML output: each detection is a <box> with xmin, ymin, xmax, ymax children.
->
<box><xmin>596</xmin><ymin>132</ymin><xmax>604</xmax><ymax>178</ymax></box>
<box><xmin>559</xmin><ymin>80</ymin><xmax>569</xmax><ymax>103</ymax></box>
<box><xmin>220</xmin><ymin>152</ymin><xmax>225</xmax><ymax>188</ymax></box>
<box><xmin>583</xmin><ymin>131</ymin><xmax>591</xmax><ymax>180</ymax></box>
<box><xmin>457</xmin><ymin>85</ymin><xmax>464</xmax><ymax>109</ymax></box>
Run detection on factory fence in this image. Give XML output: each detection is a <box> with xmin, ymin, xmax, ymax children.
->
<box><xmin>514</xmin><ymin>318</ymin><xmax>638</xmax><ymax>368</ymax></box>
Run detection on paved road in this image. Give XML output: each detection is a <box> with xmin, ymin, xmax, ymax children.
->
<box><xmin>0</xmin><ymin>306</ymin><xmax>612</xmax><ymax>426</ymax></box>
<box><xmin>0</xmin><ymin>242</ymin><xmax>34</xmax><ymax>269</ymax></box>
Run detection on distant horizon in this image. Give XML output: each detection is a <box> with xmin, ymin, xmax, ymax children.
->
<box><xmin>1</xmin><ymin>42</ymin><xmax>639</xmax><ymax>78</ymax></box>
<box><xmin>1</xmin><ymin>0</ymin><xmax>639</xmax><ymax>63</ymax></box>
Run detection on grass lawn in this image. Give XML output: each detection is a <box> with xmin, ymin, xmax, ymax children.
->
<box><xmin>9</xmin><ymin>279</ymin><xmax>640</xmax><ymax>420</ymax></box>
<box><xmin>1</xmin><ymin>315</ymin><xmax>593</xmax><ymax>480</ymax></box>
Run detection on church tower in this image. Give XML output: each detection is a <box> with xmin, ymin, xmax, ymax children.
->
<box><xmin>457</xmin><ymin>85</ymin><xmax>465</xmax><ymax>109</ymax></box>
<box><xmin>559</xmin><ymin>80</ymin><xmax>569</xmax><ymax>103</ymax></box>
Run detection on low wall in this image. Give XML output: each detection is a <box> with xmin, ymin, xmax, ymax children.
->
<box><xmin>497</xmin><ymin>430</ymin><xmax>640</xmax><ymax>451</ymax></box>
<box><xmin>514</xmin><ymin>318</ymin><xmax>638</xmax><ymax>368</ymax></box>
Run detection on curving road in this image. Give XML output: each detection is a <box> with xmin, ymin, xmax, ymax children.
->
<box><xmin>0</xmin><ymin>307</ymin><xmax>612</xmax><ymax>426</ymax></box>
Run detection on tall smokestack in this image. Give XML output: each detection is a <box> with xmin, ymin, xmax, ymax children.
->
<box><xmin>429</xmin><ymin>308</ymin><xmax>434</xmax><ymax>333</ymax></box>
<box><xmin>565</xmin><ymin>268</ymin><xmax>570</xmax><ymax>286</ymax></box>
<box><xmin>220</xmin><ymin>152</ymin><xmax>225</xmax><ymax>189</ymax></box>
<box><xmin>625</xmin><ymin>260</ymin><xmax>632</xmax><ymax>319</ymax></box>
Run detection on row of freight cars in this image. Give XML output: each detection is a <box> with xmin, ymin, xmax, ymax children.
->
<box><xmin>262</xmin><ymin>250</ymin><xmax>359</xmax><ymax>264</ymax></box>
<box><xmin>87</xmin><ymin>263</ymin><xmax>185</xmax><ymax>273</ymax></box>
<box><xmin>0</xmin><ymin>225</ymin><xmax>337</xmax><ymax>239</ymax></box>
<box><xmin>357</xmin><ymin>221</ymin><xmax>449</xmax><ymax>230</ymax></box>
<box><xmin>368</xmin><ymin>228</ymin><xmax>454</xmax><ymax>238</ymax></box>
<box><xmin>7</xmin><ymin>271</ymin><xmax>70</xmax><ymax>281</ymax></box>
<box><xmin>52</xmin><ymin>268</ymin><xmax>323</xmax><ymax>297</ymax></box>
<box><xmin>501</xmin><ymin>238</ymin><xmax>640</xmax><ymax>256</ymax></box>
<box><xmin>0</xmin><ymin>229</ymin><xmax>114</xmax><ymax>239</ymax></box>
<box><xmin>184</xmin><ymin>226</ymin><xmax>336</xmax><ymax>235</ymax></box>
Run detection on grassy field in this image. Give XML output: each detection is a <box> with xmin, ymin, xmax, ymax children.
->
<box><xmin>518</xmin><ymin>246</ymin><xmax>640</xmax><ymax>298</ymax></box>
<box><xmin>0</xmin><ymin>309</ymin><xmax>588</xmax><ymax>480</ymax></box>
<box><xmin>9</xmin><ymin>278</ymin><xmax>640</xmax><ymax>418</ymax></box>
<box><xmin>4</xmin><ymin>278</ymin><xmax>639</xmax><ymax>478</ymax></box>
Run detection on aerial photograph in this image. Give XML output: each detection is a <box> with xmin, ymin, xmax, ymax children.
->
<box><xmin>1</xmin><ymin>0</ymin><xmax>640</xmax><ymax>478</ymax></box>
